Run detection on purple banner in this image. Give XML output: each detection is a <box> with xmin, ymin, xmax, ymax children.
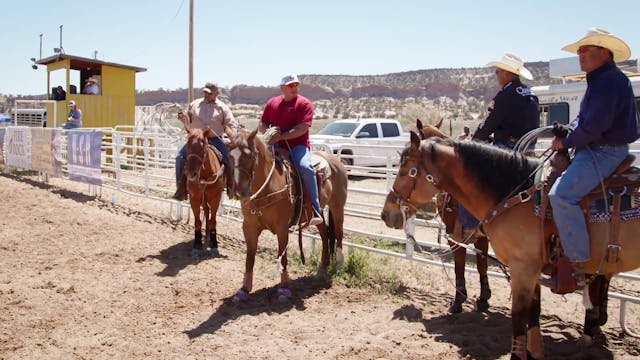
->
<box><xmin>66</xmin><ymin>130</ymin><xmax>102</xmax><ymax>185</ymax></box>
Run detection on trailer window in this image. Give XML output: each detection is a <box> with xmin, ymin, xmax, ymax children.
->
<box><xmin>538</xmin><ymin>103</ymin><xmax>569</xmax><ymax>127</ymax></box>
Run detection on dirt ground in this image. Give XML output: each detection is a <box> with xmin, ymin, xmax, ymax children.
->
<box><xmin>1</xmin><ymin>173</ymin><xmax>639</xmax><ymax>360</ymax></box>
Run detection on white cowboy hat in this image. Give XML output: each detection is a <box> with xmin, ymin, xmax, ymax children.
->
<box><xmin>486</xmin><ymin>53</ymin><xmax>533</xmax><ymax>80</ymax></box>
<box><xmin>561</xmin><ymin>28</ymin><xmax>630</xmax><ymax>62</ymax></box>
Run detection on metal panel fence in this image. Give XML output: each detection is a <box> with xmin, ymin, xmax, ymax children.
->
<box><xmin>2</xmin><ymin>126</ymin><xmax>639</xmax><ymax>335</ymax></box>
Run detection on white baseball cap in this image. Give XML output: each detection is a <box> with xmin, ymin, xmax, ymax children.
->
<box><xmin>280</xmin><ymin>74</ymin><xmax>300</xmax><ymax>86</ymax></box>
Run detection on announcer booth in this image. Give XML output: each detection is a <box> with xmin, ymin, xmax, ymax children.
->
<box><xmin>36</xmin><ymin>54</ymin><xmax>146</xmax><ymax>128</ymax></box>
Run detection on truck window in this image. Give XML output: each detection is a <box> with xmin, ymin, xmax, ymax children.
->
<box><xmin>358</xmin><ymin>123</ymin><xmax>379</xmax><ymax>138</ymax></box>
<box><xmin>381</xmin><ymin>123</ymin><xmax>400</xmax><ymax>137</ymax></box>
<box><xmin>538</xmin><ymin>102</ymin><xmax>570</xmax><ymax>127</ymax></box>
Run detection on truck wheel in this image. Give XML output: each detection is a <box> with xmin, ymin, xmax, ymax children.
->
<box><xmin>337</xmin><ymin>150</ymin><xmax>353</xmax><ymax>166</ymax></box>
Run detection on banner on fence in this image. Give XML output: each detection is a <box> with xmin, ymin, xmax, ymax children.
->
<box><xmin>31</xmin><ymin>128</ymin><xmax>63</xmax><ymax>176</ymax></box>
<box><xmin>0</xmin><ymin>128</ymin><xmax>5</xmax><ymax>165</ymax></box>
<box><xmin>4</xmin><ymin>127</ymin><xmax>31</xmax><ymax>169</ymax></box>
<box><xmin>67</xmin><ymin>130</ymin><xmax>102</xmax><ymax>185</ymax></box>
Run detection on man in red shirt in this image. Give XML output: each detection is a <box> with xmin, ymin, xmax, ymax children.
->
<box><xmin>259</xmin><ymin>74</ymin><xmax>323</xmax><ymax>225</ymax></box>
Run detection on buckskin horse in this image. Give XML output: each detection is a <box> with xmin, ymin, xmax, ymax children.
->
<box><xmin>416</xmin><ymin>119</ymin><xmax>491</xmax><ymax>313</ymax></box>
<box><xmin>184</xmin><ymin>128</ymin><xmax>225</xmax><ymax>258</ymax></box>
<box><xmin>228</xmin><ymin>128</ymin><xmax>348</xmax><ymax>302</ymax></box>
<box><xmin>381</xmin><ymin>132</ymin><xmax>640</xmax><ymax>359</ymax></box>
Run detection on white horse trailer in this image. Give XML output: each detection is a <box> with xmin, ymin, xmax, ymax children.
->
<box><xmin>531</xmin><ymin>57</ymin><xmax>640</xmax><ymax>127</ymax></box>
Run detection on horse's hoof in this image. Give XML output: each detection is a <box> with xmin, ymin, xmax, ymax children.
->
<box><xmin>232</xmin><ymin>289</ymin><xmax>249</xmax><ymax>303</ymax></box>
<box><xmin>190</xmin><ymin>248</ymin><xmax>201</xmax><ymax>258</ymax></box>
<box><xmin>582</xmin><ymin>331</ymin><xmax>607</xmax><ymax>347</ymax></box>
<box><xmin>448</xmin><ymin>300</ymin><xmax>463</xmax><ymax>314</ymax></box>
<box><xmin>277</xmin><ymin>287</ymin><xmax>292</xmax><ymax>303</ymax></box>
<box><xmin>317</xmin><ymin>267</ymin><xmax>328</xmax><ymax>278</ymax></box>
<box><xmin>209</xmin><ymin>247</ymin><xmax>220</xmax><ymax>257</ymax></box>
<box><xmin>475</xmin><ymin>298</ymin><xmax>490</xmax><ymax>312</ymax></box>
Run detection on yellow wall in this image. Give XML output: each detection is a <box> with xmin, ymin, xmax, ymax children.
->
<box><xmin>44</xmin><ymin>62</ymin><xmax>137</xmax><ymax>129</ymax></box>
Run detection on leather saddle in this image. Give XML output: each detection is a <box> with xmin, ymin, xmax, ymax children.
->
<box><xmin>274</xmin><ymin>148</ymin><xmax>331</xmax><ymax>227</ymax></box>
<box><xmin>541</xmin><ymin>154</ymin><xmax>639</xmax><ymax>273</ymax></box>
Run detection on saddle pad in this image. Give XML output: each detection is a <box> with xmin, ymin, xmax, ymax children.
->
<box><xmin>207</xmin><ymin>144</ymin><xmax>223</xmax><ymax>163</ymax></box>
<box><xmin>535</xmin><ymin>196</ymin><xmax>640</xmax><ymax>223</ymax></box>
<box><xmin>311</xmin><ymin>153</ymin><xmax>331</xmax><ymax>180</ymax></box>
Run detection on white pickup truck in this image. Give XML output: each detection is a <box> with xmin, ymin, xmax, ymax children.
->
<box><xmin>309</xmin><ymin>118</ymin><xmax>409</xmax><ymax>166</ymax></box>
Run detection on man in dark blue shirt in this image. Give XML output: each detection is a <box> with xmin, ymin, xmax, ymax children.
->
<box><xmin>544</xmin><ymin>28</ymin><xmax>640</xmax><ymax>289</ymax></box>
<box><xmin>473</xmin><ymin>53</ymin><xmax>540</xmax><ymax>149</ymax></box>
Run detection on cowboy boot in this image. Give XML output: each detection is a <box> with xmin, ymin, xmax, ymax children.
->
<box><xmin>172</xmin><ymin>172</ymin><xmax>188</xmax><ymax>201</ymax></box>
<box><xmin>309</xmin><ymin>207</ymin><xmax>324</xmax><ymax>226</ymax></box>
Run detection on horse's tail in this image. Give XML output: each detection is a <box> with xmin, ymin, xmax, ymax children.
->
<box><xmin>328</xmin><ymin>209</ymin><xmax>336</xmax><ymax>256</ymax></box>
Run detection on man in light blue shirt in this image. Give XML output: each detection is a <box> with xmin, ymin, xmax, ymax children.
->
<box><xmin>63</xmin><ymin>100</ymin><xmax>82</xmax><ymax>129</ymax></box>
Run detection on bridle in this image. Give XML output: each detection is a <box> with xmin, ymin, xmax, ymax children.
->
<box><xmin>186</xmin><ymin>138</ymin><xmax>222</xmax><ymax>185</ymax></box>
<box><xmin>389</xmin><ymin>153</ymin><xmax>437</xmax><ymax>214</ymax></box>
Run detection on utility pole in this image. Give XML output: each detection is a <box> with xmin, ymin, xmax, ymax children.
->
<box><xmin>39</xmin><ymin>34</ymin><xmax>43</xmax><ymax>59</ymax></box>
<box><xmin>188</xmin><ymin>0</ymin><xmax>194</xmax><ymax>103</ymax></box>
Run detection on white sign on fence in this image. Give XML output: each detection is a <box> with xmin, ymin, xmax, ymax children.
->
<box><xmin>4</xmin><ymin>127</ymin><xmax>31</xmax><ymax>169</ymax></box>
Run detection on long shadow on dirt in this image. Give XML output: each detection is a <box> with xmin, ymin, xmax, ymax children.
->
<box><xmin>2</xmin><ymin>173</ymin><xmax>97</xmax><ymax>203</ymax></box>
<box><xmin>136</xmin><ymin>234</ymin><xmax>244</xmax><ymax>277</ymax></box>
<box><xmin>184</xmin><ymin>275</ymin><xmax>331</xmax><ymax>338</ymax></box>
<box><xmin>392</xmin><ymin>303</ymin><xmax>616</xmax><ymax>360</ymax></box>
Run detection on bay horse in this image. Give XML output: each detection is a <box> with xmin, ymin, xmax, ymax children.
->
<box><xmin>416</xmin><ymin>119</ymin><xmax>491</xmax><ymax>314</ymax></box>
<box><xmin>381</xmin><ymin>132</ymin><xmax>640</xmax><ymax>359</ymax></box>
<box><xmin>184</xmin><ymin>128</ymin><xmax>225</xmax><ymax>258</ymax></box>
<box><xmin>228</xmin><ymin>128</ymin><xmax>348</xmax><ymax>302</ymax></box>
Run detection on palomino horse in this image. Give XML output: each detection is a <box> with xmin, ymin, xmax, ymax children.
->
<box><xmin>416</xmin><ymin>119</ymin><xmax>491</xmax><ymax>313</ymax></box>
<box><xmin>381</xmin><ymin>133</ymin><xmax>640</xmax><ymax>359</ymax></box>
<box><xmin>184</xmin><ymin>128</ymin><xmax>225</xmax><ymax>258</ymax></box>
<box><xmin>228</xmin><ymin>129</ymin><xmax>348</xmax><ymax>302</ymax></box>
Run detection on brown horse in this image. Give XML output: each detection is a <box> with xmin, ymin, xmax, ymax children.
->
<box><xmin>416</xmin><ymin>119</ymin><xmax>491</xmax><ymax>314</ymax></box>
<box><xmin>381</xmin><ymin>132</ymin><xmax>640</xmax><ymax>359</ymax></box>
<box><xmin>184</xmin><ymin>128</ymin><xmax>225</xmax><ymax>258</ymax></box>
<box><xmin>228</xmin><ymin>129</ymin><xmax>348</xmax><ymax>302</ymax></box>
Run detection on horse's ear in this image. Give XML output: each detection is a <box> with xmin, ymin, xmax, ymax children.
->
<box><xmin>410</xmin><ymin>131</ymin><xmax>421</xmax><ymax>149</ymax></box>
<box><xmin>248</xmin><ymin>128</ymin><xmax>258</xmax><ymax>148</ymax></box>
<box><xmin>416</xmin><ymin>118</ymin><xmax>423</xmax><ymax>130</ymax></box>
<box><xmin>435</xmin><ymin>118</ymin><xmax>443</xmax><ymax>129</ymax></box>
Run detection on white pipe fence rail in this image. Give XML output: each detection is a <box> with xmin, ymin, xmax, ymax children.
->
<box><xmin>2</xmin><ymin>126</ymin><xmax>639</xmax><ymax>336</ymax></box>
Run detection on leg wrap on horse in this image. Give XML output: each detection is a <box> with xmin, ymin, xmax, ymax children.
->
<box><xmin>479</xmin><ymin>274</ymin><xmax>492</xmax><ymax>300</ymax></box>
<box><xmin>448</xmin><ymin>278</ymin><xmax>467</xmax><ymax>314</ymax></box>
<box><xmin>209</xmin><ymin>229</ymin><xmax>218</xmax><ymax>251</ymax></box>
<box><xmin>454</xmin><ymin>278</ymin><xmax>467</xmax><ymax>302</ymax></box>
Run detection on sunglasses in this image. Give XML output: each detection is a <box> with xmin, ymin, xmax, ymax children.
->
<box><xmin>285</xmin><ymin>83</ymin><xmax>299</xmax><ymax>89</ymax></box>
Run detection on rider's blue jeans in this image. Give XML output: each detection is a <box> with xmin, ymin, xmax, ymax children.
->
<box><xmin>175</xmin><ymin>137</ymin><xmax>229</xmax><ymax>183</ymax></box>
<box><xmin>290</xmin><ymin>144</ymin><xmax>321</xmax><ymax>213</ymax></box>
<box><xmin>549</xmin><ymin>144</ymin><xmax>629</xmax><ymax>262</ymax></box>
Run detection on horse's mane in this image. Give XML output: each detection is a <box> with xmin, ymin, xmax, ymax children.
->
<box><xmin>187</xmin><ymin>128</ymin><xmax>205</xmax><ymax>141</ymax></box>
<box><xmin>431</xmin><ymin>138</ymin><xmax>541</xmax><ymax>201</ymax></box>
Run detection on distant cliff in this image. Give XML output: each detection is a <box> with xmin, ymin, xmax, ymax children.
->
<box><xmin>136</xmin><ymin>61</ymin><xmax>556</xmax><ymax>106</ymax></box>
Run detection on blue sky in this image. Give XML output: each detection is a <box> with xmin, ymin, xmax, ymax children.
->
<box><xmin>2</xmin><ymin>0</ymin><xmax>639</xmax><ymax>95</ymax></box>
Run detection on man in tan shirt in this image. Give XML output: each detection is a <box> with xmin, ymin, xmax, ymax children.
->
<box><xmin>173</xmin><ymin>82</ymin><xmax>238</xmax><ymax>200</ymax></box>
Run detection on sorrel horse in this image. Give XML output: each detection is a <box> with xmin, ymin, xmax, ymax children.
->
<box><xmin>184</xmin><ymin>128</ymin><xmax>225</xmax><ymax>258</ymax></box>
<box><xmin>228</xmin><ymin>129</ymin><xmax>348</xmax><ymax>302</ymax></box>
<box><xmin>416</xmin><ymin>119</ymin><xmax>491</xmax><ymax>313</ymax></box>
<box><xmin>381</xmin><ymin>133</ymin><xmax>640</xmax><ymax>359</ymax></box>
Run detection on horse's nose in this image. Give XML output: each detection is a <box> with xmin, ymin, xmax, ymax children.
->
<box><xmin>380</xmin><ymin>211</ymin><xmax>387</xmax><ymax>222</ymax></box>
